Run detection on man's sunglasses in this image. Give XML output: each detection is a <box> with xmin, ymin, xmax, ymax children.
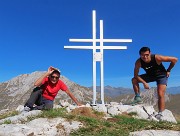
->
<box><xmin>50</xmin><ymin>76</ymin><xmax>59</xmax><ymax>79</ymax></box>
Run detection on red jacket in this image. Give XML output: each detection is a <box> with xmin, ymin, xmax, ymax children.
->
<box><xmin>42</xmin><ymin>77</ymin><xmax>68</xmax><ymax>100</ymax></box>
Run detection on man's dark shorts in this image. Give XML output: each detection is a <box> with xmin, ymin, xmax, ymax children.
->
<box><xmin>140</xmin><ymin>74</ymin><xmax>168</xmax><ymax>85</ymax></box>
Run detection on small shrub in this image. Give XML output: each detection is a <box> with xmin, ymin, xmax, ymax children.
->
<box><xmin>3</xmin><ymin>119</ymin><xmax>11</xmax><ymax>124</ymax></box>
<box><xmin>128</xmin><ymin>112</ymin><xmax>138</xmax><ymax>116</ymax></box>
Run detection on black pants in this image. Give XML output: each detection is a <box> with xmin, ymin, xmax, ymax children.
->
<box><xmin>24</xmin><ymin>87</ymin><xmax>53</xmax><ymax>110</ymax></box>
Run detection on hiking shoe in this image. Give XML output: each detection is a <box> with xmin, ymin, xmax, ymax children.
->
<box><xmin>24</xmin><ymin>106</ymin><xmax>31</xmax><ymax>112</ymax></box>
<box><xmin>155</xmin><ymin>113</ymin><xmax>163</xmax><ymax>121</ymax></box>
<box><xmin>131</xmin><ymin>96</ymin><xmax>143</xmax><ymax>106</ymax></box>
<box><xmin>21</xmin><ymin>106</ymin><xmax>31</xmax><ymax>114</ymax></box>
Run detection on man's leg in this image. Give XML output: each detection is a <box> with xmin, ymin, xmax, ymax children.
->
<box><xmin>131</xmin><ymin>74</ymin><xmax>154</xmax><ymax>105</ymax></box>
<box><xmin>43</xmin><ymin>97</ymin><xmax>53</xmax><ymax>110</ymax></box>
<box><xmin>155</xmin><ymin>84</ymin><xmax>166</xmax><ymax>120</ymax></box>
<box><xmin>44</xmin><ymin>102</ymin><xmax>53</xmax><ymax>110</ymax></box>
<box><xmin>157</xmin><ymin>84</ymin><xmax>166</xmax><ymax>112</ymax></box>
<box><xmin>132</xmin><ymin>77</ymin><xmax>140</xmax><ymax>95</ymax></box>
<box><xmin>33</xmin><ymin>97</ymin><xmax>53</xmax><ymax>110</ymax></box>
<box><xmin>24</xmin><ymin>87</ymin><xmax>42</xmax><ymax>109</ymax></box>
<box><xmin>132</xmin><ymin>74</ymin><xmax>152</xmax><ymax>96</ymax></box>
<box><xmin>131</xmin><ymin>77</ymin><xmax>142</xmax><ymax>105</ymax></box>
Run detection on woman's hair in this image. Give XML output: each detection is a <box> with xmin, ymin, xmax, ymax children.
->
<box><xmin>139</xmin><ymin>47</ymin><xmax>150</xmax><ymax>55</ymax></box>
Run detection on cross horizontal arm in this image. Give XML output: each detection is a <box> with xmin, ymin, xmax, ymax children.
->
<box><xmin>69</xmin><ymin>39</ymin><xmax>132</xmax><ymax>43</ymax></box>
<box><xmin>64</xmin><ymin>46</ymin><xmax>127</xmax><ymax>49</ymax></box>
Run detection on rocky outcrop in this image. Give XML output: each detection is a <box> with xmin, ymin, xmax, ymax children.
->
<box><xmin>0</xmin><ymin>102</ymin><xmax>178</xmax><ymax>136</ymax></box>
<box><xmin>0</xmin><ymin>117</ymin><xmax>82</xmax><ymax>136</ymax></box>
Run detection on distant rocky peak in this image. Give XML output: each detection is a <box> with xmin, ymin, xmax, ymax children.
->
<box><xmin>4</xmin><ymin>71</ymin><xmax>45</xmax><ymax>97</ymax></box>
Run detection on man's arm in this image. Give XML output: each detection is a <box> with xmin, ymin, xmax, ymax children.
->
<box><xmin>156</xmin><ymin>55</ymin><xmax>178</xmax><ymax>77</ymax></box>
<box><xmin>65</xmin><ymin>89</ymin><xmax>82</xmax><ymax>106</ymax></box>
<box><xmin>34</xmin><ymin>66</ymin><xmax>56</xmax><ymax>86</ymax></box>
<box><xmin>134</xmin><ymin>59</ymin><xmax>150</xmax><ymax>89</ymax></box>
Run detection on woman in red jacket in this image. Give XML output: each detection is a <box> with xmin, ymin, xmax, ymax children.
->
<box><xmin>24</xmin><ymin>66</ymin><xmax>81</xmax><ymax>111</ymax></box>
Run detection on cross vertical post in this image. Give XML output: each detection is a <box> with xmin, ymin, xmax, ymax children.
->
<box><xmin>100</xmin><ymin>20</ymin><xmax>104</xmax><ymax>104</ymax></box>
<box><xmin>92</xmin><ymin>10</ymin><xmax>97</xmax><ymax>105</ymax></box>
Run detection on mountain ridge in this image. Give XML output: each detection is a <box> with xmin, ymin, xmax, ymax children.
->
<box><xmin>88</xmin><ymin>85</ymin><xmax>180</xmax><ymax>96</ymax></box>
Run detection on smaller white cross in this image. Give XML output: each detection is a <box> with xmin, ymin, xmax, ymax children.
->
<box><xmin>64</xmin><ymin>10</ymin><xmax>132</xmax><ymax>105</ymax></box>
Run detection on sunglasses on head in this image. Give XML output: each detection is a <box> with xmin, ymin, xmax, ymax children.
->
<box><xmin>50</xmin><ymin>75</ymin><xmax>59</xmax><ymax>79</ymax></box>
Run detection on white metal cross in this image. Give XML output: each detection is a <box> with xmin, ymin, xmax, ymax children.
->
<box><xmin>64</xmin><ymin>10</ymin><xmax>132</xmax><ymax>105</ymax></box>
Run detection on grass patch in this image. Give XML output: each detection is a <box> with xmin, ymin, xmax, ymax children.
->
<box><xmin>33</xmin><ymin>107</ymin><xmax>180</xmax><ymax>135</ymax></box>
<box><xmin>127</xmin><ymin>112</ymin><xmax>138</xmax><ymax>116</ymax></box>
<box><xmin>3</xmin><ymin>120</ymin><xmax>11</xmax><ymax>124</ymax></box>
<box><xmin>0</xmin><ymin>111</ymin><xmax>18</xmax><ymax>120</ymax></box>
<box><xmin>70</xmin><ymin>114</ymin><xmax>180</xmax><ymax>136</ymax></box>
<box><xmin>38</xmin><ymin>108</ymin><xmax>67</xmax><ymax>118</ymax></box>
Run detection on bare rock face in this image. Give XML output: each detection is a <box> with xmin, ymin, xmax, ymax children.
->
<box><xmin>130</xmin><ymin>130</ymin><xmax>180</xmax><ymax>136</ymax></box>
<box><xmin>0</xmin><ymin>72</ymin><xmax>40</xmax><ymax>110</ymax></box>
<box><xmin>0</xmin><ymin>117</ymin><xmax>82</xmax><ymax>136</ymax></box>
<box><xmin>119</xmin><ymin>87</ymin><xmax>170</xmax><ymax>107</ymax></box>
<box><xmin>0</xmin><ymin>71</ymin><xmax>93</xmax><ymax>111</ymax></box>
<box><xmin>140</xmin><ymin>88</ymin><xmax>170</xmax><ymax>106</ymax></box>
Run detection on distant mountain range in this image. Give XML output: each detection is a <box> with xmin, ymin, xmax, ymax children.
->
<box><xmin>166</xmin><ymin>86</ymin><xmax>180</xmax><ymax>94</ymax></box>
<box><xmin>89</xmin><ymin>86</ymin><xmax>133</xmax><ymax>98</ymax></box>
<box><xmin>89</xmin><ymin>85</ymin><xmax>180</xmax><ymax>98</ymax></box>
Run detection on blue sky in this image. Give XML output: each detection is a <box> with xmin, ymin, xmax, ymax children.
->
<box><xmin>0</xmin><ymin>0</ymin><xmax>180</xmax><ymax>88</ymax></box>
